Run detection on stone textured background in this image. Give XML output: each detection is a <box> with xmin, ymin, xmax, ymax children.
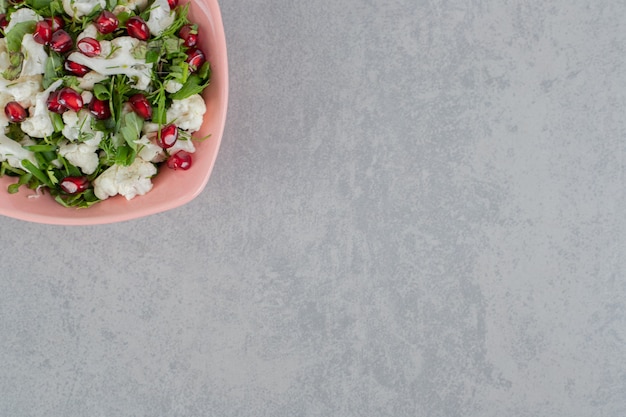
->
<box><xmin>1</xmin><ymin>1</ymin><xmax>625</xmax><ymax>416</ymax></box>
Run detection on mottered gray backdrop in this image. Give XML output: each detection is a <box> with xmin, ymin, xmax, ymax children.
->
<box><xmin>1</xmin><ymin>0</ymin><xmax>625</xmax><ymax>416</ymax></box>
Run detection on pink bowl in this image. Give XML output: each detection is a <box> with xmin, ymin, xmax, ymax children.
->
<box><xmin>0</xmin><ymin>0</ymin><xmax>228</xmax><ymax>225</ymax></box>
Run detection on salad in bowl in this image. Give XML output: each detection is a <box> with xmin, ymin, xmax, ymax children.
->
<box><xmin>0</xmin><ymin>0</ymin><xmax>225</xmax><ymax>217</ymax></box>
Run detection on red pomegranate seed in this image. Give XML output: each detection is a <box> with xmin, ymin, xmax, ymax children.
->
<box><xmin>46</xmin><ymin>16</ymin><xmax>64</xmax><ymax>31</ymax></box>
<box><xmin>64</xmin><ymin>60</ymin><xmax>90</xmax><ymax>76</ymax></box>
<box><xmin>128</xmin><ymin>94</ymin><xmax>152</xmax><ymax>119</ymax></box>
<box><xmin>58</xmin><ymin>88</ymin><xmax>83</xmax><ymax>112</ymax></box>
<box><xmin>4</xmin><ymin>101</ymin><xmax>27</xmax><ymax>123</ymax></box>
<box><xmin>156</xmin><ymin>124</ymin><xmax>178</xmax><ymax>149</ymax></box>
<box><xmin>88</xmin><ymin>98</ymin><xmax>111</xmax><ymax>120</ymax></box>
<box><xmin>167</xmin><ymin>0</ymin><xmax>178</xmax><ymax>8</ymax></box>
<box><xmin>77</xmin><ymin>37</ymin><xmax>101</xmax><ymax>57</ymax></box>
<box><xmin>47</xmin><ymin>91</ymin><xmax>66</xmax><ymax>114</ymax></box>
<box><xmin>0</xmin><ymin>14</ymin><xmax>8</xmax><ymax>31</ymax></box>
<box><xmin>178</xmin><ymin>24</ymin><xmax>197</xmax><ymax>47</ymax></box>
<box><xmin>33</xmin><ymin>20</ymin><xmax>53</xmax><ymax>45</ymax></box>
<box><xmin>126</xmin><ymin>16</ymin><xmax>150</xmax><ymax>40</ymax></box>
<box><xmin>94</xmin><ymin>10</ymin><xmax>118</xmax><ymax>34</ymax></box>
<box><xmin>49</xmin><ymin>30</ymin><xmax>73</xmax><ymax>53</ymax></box>
<box><xmin>186</xmin><ymin>48</ymin><xmax>205</xmax><ymax>72</ymax></box>
<box><xmin>60</xmin><ymin>176</ymin><xmax>89</xmax><ymax>194</ymax></box>
<box><xmin>167</xmin><ymin>151</ymin><xmax>192</xmax><ymax>170</ymax></box>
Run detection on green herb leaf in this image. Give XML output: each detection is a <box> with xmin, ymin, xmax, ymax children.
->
<box><xmin>170</xmin><ymin>74</ymin><xmax>210</xmax><ymax>100</ymax></box>
<box><xmin>145</xmin><ymin>48</ymin><xmax>160</xmax><ymax>64</ymax></box>
<box><xmin>23</xmin><ymin>144</ymin><xmax>58</xmax><ymax>152</ymax></box>
<box><xmin>50</xmin><ymin>113</ymin><xmax>64</xmax><ymax>132</ymax></box>
<box><xmin>55</xmin><ymin>188</ymin><xmax>100</xmax><ymax>208</ymax></box>
<box><xmin>93</xmin><ymin>83</ymin><xmax>111</xmax><ymax>100</ymax></box>
<box><xmin>119</xmin><ymin>111</ymin><xmax>143</xmax><ymax>152</ymax></box>
<box><xmin>21</xmin><ymin>159</ymin><xmax>53</xmax><ymax>188</ymax></box>
<box><xmin>114</xmin><ymin>144</ymin><xmax>136</xmax><ymax>166</ymax></box>
<box><xmin>43</xmin><ymin>52</ymin><xmax>64</xmax><ymax>89</ymax></box>
<box><xmin>5</xmin><ymin>21</ymin><xmax>36</xmax><ymax>52</ymax></box>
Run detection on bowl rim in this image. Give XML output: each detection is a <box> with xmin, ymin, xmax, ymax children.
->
<box><xmin>0</xmin><ymin>0</ymin><xmax>229</xmax><ymax>226</ymax></box>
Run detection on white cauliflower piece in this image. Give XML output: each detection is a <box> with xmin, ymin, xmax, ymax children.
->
<box><xmin>93</xmin><ymin>157</ymin><xmax>157</xmax><ymax>200</ymax></box>
<box><xmin>125</xmin><ymin>0</ymin><xmax>149</xmax><ymax>10</ymax></box>
<box><xmin>142</xmin><ymin>121</ymin><xmax>159</xmax><ymax>135</ymax></box>
<box><xmin>62</xmin><ymin>110</ymin><xmax>104</xmax><ymax>143</ymax></box>
<box><xmin>66</xmin><ymin>37</ymin><xmax>153</xmax><ymax>90</ymax></box>
<box><xmin>0</xmin><ymin>132</ymin><xmax>38</xmax><ymax>170</ymax></box>
<box><xmin>76</xmin><ymin>23</ymin><xmax>98</xmax><ymax>41</ymax></box>
<box><xmin>81</xmin><ymin>90</ymin><xmax>93</xmax><ymax>104</ymax></box>
<box><xmin>0</xmin><ymin>39</ymin><xmax>9</xmax><ymax>73</ymax></box>
<box><xmin>20</xmin><ymin>34</ymin><xmax>48</xmax><ymax>77</ymax></box>
<box><xmin>21</xmin><ymin>80</ymin><xmax>63</xmax><ymax>138</ymax></box>
<box><xmin>135</xmin><ymin>135</ymin><xmax>165</xmax><ymax>163</ymax></box>
<box><xmin>168</xmin><ymin>137</ymin><xmax>195</xmax><ymax>155</ymax></box>
<box><xmin>166</xmin><ymin>94</ymin><xmax>206</xmax><ymax>132</ymax></box>
<box><xmin>164</xmin><ymin>80</ymin><xmax>183</xmax><ymax>93</ymax></box>
<box><xmin>0</xmin><ymin>93</ymin><xmax>13</xmax><ymax>128</ymax></box>
<box><xmin>0</xmin><ymin>75</ymin><xmax>42</xmax><ymax>108</ymax></box>
<box><xmin>58</xmin><ymin>139</ymin><xmax>101</xmax><ymax>175</ymax></box>
<box><xmin>62</xmin><ymin>0</ymin><xmax>106</xmax><ymax>18</ymax></box>
<box><xmin>77</xmin><ymin>71</ymin><xmax>107</xmax><ymax>90</ymax></box>
<box><xmin>5</xmin><ymin>8</ymin><xmax>41</xmax><ymax>33</ymax></box>
<box><xmin>146</xmin><ymin>0</ymin><xmax>174</xmax><ymax>36</ymax></box>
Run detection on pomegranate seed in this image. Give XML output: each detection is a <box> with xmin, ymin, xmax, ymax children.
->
<box><xmin>94</xmin><ymin>10</ymin><xmax>118</xmax><ymax>34</ymax></box>
<box><xmin>60</xmin><ymin>176</ymin><xmax>89</xmax><ymax>194</ymax></box>
<box><xmin>186</xmin><ymin>48</ymin><xmax>205</xmax><ymax>72</ymax></box>
<box><xmin>179</xmin><ymin>24</ymin><xmax>198</xmax><ymax>47</ymax></box>
<box><xmin>88</xmin><ymin>98</ymin><xmax>111</xmax><ymax>120</ymax></box>
<box><xmin>4</xmin><ymin>101</ymin><xmax>27</xmax><ymax>123</ymax></box>
<box><xmin>47</xmin><ymin>91</ymin><xmax>67</xmax><ymax>114</ymax></box>
<box><xmin>49</xmin><ymin>30</ymin><xmax>73</xmax><ymax>53</ymax></box>
<box><xmin>128</xmin><ymin>94</ymin><xmax>152</xmax><ymax>119</ymax></box>
<box><xmin>58</xmin><ymin>88</ymin><xmax>83</xmax><ymax>112</ymax></box>
<box><xmin>156</xmin><ymin>124</ymin><xmax>178</xmax><ymax>149</ymax></box>
<box><xmin>0</xmin><ymin>14</ymin><xmax>8</xmax><ymax>31</ymax></box>
<box><xmin>167</xmin><ymin>151</ymin><xmax>192</xmax><ymax>170</ymax></box>
<box><xmin>64</xmin><ymin>60</ymin><xmax>90</xmax><ymax>76</ymax></box>
<box><xmin>167</xmin><ymin>0</ymin><xmax>178</xmax><ymax>8</ymax></box>
<box><xmin>126</xmin><ymin>16</ymin><xmax>150</xmax><ymax>40</ymax></box>
<box><xmin>46</xmin><ymin>16</ymin><xmax>64</xmax><ymax>31</ymax></box>
<box><xmin>33</xmin><ymin>20</ymin><xmax>53</xmax><ymax>45</ymax></box>
<box><xmin>77</xmin><ymin>37</ymin><xmax>101</xmax><ymax>57</ymax></box>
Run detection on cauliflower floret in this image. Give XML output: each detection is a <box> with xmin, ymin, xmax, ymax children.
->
<box><xmin>62</xmin><ymin>110</ymin><xmax>104</xmax><ymax>143</ymax></box>
<box><xmin>0</xmin><ymin>75</ymin><xmax>42</xmax><ymax>109</ymax></box>
<box><xmin>62</xmin><ymin>0</ymin><xmax>106</xmax><ymax>18</ymax></box>
<box><xmin>146</xmin><ymin>0</ymin><xmax>174</xmax><ymax>36</ymax></box>
<box><xmin>76</xmin><ymin>23</ymin><xmax>98</xmax><ymax>41</ymax></box>
<box><xmin>0</xmin><ymin>132</ymin><xmax>38</xmax><ymax>170</ymax></box>
<box><xmin>0</xmin><ymin>39</ymin><xmax>9</xmax><ymax>73</ymax></box>
<box><xmin>21</xmin><ymin>80</ymin><xmax>63</xmax><ymax>138</ymax></box>
<box><xmin>125</xmin><ymin>0</ymin><xmax>149</xmax><ymax>10</ymax></box>
<box><xmin>93</xmin><ymin>157</ymin><xmax>157</xmax><ymax>200</ymax></box>
<box><xmin>20</xmin><ymin>34</ymin><xmax>49</xmax><ymax>77</ymax></box>
<box><xmin>164</xmin><ymin>80</ymin><xmax>183</xmax><ymax>93</ymax></box>
<box><xmin>135</xmin><ymin>135</ymin><xmax>165</xmax><ymax>163</ymax></box>
<box><xmin>0</xmin><ymin>93</ymin><xmax>13</xmax><ymax>128</ymax></box>
<box><xmin>165</xmin><ymin>94</ymin><xmax>206</xmax><ymax>132</ymax></box>
<box><xmin>168</xmin><ymin>137</ymin><xmax>196</xmax><ymax>155</ymax></box>
<box><xmin>142</xmin><ymin>121</ymin><xmax>159</xmax><ymax>135</ymax></box>
<box><xmin>5</xmin><ymin>8</ymin><xmax>41</xmax><ymax>33</ymax></box>
<box><xmin>81</xmin><ymin>90</ymin><xmax>93</xmax><ymax>104</ymax></box>
<box><xmin>58</xmin><ymin>139</ymin><xmax>101</xmax><ymax>175</ymax></box>
<box><xmin>77</xmin><ymin>71</ymin><xmax>107</xmax><ymax>90</ymax></box>
<box><xmin>66</xmin><ymin>37</ymin><xmax>153</xmax><ymax>90</ymax></box>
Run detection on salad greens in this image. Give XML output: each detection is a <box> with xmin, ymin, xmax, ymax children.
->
<box><xmin>0</xmin><ymin>0</ymin><xmax>211</xmax><ymax>207</ymax></box>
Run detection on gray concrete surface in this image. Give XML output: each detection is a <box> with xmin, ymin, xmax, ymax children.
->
<box><xmin>1</xmin><ymin>1</ymin><xmax>625</xmax><ymax>416</ymax></box>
